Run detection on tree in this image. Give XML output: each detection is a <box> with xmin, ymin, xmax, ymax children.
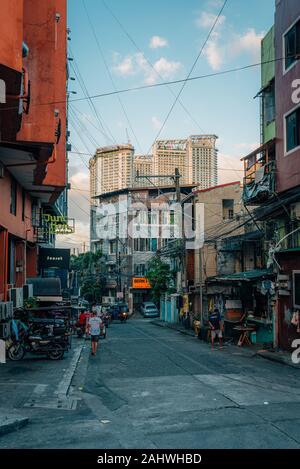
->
<box><xmin>147</xmin><ymin>257</ymin><xmax>176</xmax><ymax>303</ymax></box>
<box><xmin>70</xmin><ymin>250</ymin><xmax>105</xmax><ymax>303</ymax></box>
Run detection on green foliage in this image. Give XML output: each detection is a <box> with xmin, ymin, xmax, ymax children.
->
<box><xmin>23</xmin><ymin>296</ymin><xmax>38</xmax><ymax>309</ymax></box>
<box><xmin>147</xmin><ymin>257</ymin><xmax>176</xmax><ymax>302</ymax></box>
<box><xmin>70</xmin><ymin>250</ymin><xmax>104</xmax><ymax>303</ymax></box>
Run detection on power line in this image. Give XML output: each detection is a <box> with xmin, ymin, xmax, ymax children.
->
<box><xmin>0</xmin><ymin>56</ymin><xmax>293</xmax><ymax>112</ymax></box>
<box><xmin>68</xmin><ymin>46</ymin><xmax>117</xmax><ymax>145</ymax></box>
<box><xmin>82</xmin><ymin>0</ymin><xmax>142</xmax><ymax>152</ymax></box>
<box><xmin>101</xmin><ymin>0</ymin><xmax>206</xmax><ymax>134</ymax></box>
<box><xmin>146</xmin><ymin>0</ymin><xmax>228</xmax><ymax>154</ymax></box>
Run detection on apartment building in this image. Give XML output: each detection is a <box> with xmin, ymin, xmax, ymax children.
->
<box><xmin>187</xmin><ymin>135</ymin><xmax>218</xmax><ymax>189</ymax></box>
<box><xmin>91</xmin><ymin>184</ymin><xmax>195</xmax><ymax>312</ymax></box>
<box><xmin>89</xmin><ymin>144</ymin><xmax>134</xmax><ymax>198</ymax></box>
<box><xmin>152</xmin><ymin>139</ymin><xmax>187</xmax><ymax>186</ymax></box>
<box><xmin>133</xmin><ymin>155</ymin><xmax>153</xmax><ymax>188</ymax></box>
<box><xmin>152</xmin><ymin>135</ymin><xmax>218</xmax><ymax>189</ymax></box>
<box><xmin>241</xmin><ymin>0</ymin><xmax>300</xmax><ymax>351</ymax></box>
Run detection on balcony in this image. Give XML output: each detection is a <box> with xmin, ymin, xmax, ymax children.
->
<box><xmin>241</xmin><ymin>139</ymin><xmax>276</xmax><ymax>205</ymax></box>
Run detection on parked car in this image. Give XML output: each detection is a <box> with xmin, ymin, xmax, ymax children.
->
<box><xmin>141</xmin><ymin>302</ymin><xmax>159</xmax><ymax>318</ymax></box>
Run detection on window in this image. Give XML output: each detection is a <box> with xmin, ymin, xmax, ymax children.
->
<box><xmin>134</xmin><ymin>264</ymin><xmax>146</xmax><ymax>276</ymax></box>
<box><xmin>286</xmin><ymin>108</ymin><xmax>300</xmax><ymax>153</ymax></box>
<box><xmin>109</xmin><ymin>240</ymin><xmax>117</xmax><ymax>254</ymax></box>
<box><xmin>10</xmin><ymin>178</ymin><xmax>17</xmax><ymax>216</ymax></box>
<box><xmin>263</xmin><ymin>81</ymin><xmax>275</xmax><ymax>125</ymax></box>
<box><xmin>284</xmin><ymin>19</ymin><xmax>300</xmax><ymax>70</ymax></box>
<box><xmin>222</xmin><ymin>199</ymin><xmax>234</xmax><ymax>220</ymax></box>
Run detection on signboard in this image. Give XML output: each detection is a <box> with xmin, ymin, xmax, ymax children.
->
<box><xmin>42</xmin><ymin>214</ymin><xmax>75</xmax><ymax>235</ymax></box>
<box><xmin>132</xmin><ymin>277</ymin><xmax>151</xmax><ymax>289</ymax></box>
<box><xmin>39</xmin><ymin>248</ymin><xmax>70</xmax><ymax>270</ymax></box>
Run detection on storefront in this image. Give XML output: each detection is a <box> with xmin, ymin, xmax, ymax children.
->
<box><xmin>206</xmin><ymin>269</ymin><xmax>275</xmax><ymax>346</ymax></box>
<box><xmin>129</xmin><ymin>277</ymin><xmax>152</xmax><ymax>313</ymax></box>
<box><xmin>276</xmin><ymin>250</ymin><xmax>300</xmax><ymax>351</ymax></box>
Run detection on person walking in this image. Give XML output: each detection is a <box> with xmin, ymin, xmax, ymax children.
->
<box><xmin>87</xmin><ymin>310</ymin><xmax>103</xmax><ymax>356</ymax></box>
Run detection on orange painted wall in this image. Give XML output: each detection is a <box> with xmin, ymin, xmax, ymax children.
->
<box><xmin>0</xmin><ymin>168</ymin><xmax>35</xmax><ymax>242</ymax></box>
<box><xmin>18</xmin><ymin>0</ymin><xmax>67</xmax><ymax>189</ymax></box>
<box><xmin>0</xmin><ymin>0</ymin><xmax>23</xmax><ymax>72</ymax></box>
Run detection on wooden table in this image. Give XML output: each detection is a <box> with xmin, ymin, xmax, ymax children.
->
<box><xmin>233</xmin><ymin>325</ymin><xmax>256</xmax><ymax>347</ymax></box>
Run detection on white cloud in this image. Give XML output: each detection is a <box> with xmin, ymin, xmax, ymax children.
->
<box><xmin>204</xmin><ymin>37</ymin><xmax>223</xmax><ymax>70</ymax></box>
<box><xmin>149</xmin><ymin>35</ymin><xmax>168</xmax><ymax>49</ymax></box>
<box><xmin>231</xmin><ymin>29</ymin><xmax>264</xmax><ymax>61</ymax></box>
<box><xmin>151</xmin><ymin>116</ymin><xmax>162</xmax><ymax>130</ymax></box>
<box><xmin>113</xmin><ymin>56</ymin><xmax>135</xmax><ymax>76</ymax></box>
<box><xmin>195</xmin><ymin>7</ymin><xmax>264</xmax><ymax>71</ymax></box>
<box><xmin>202</xmin><ymin>28</ymin><xmax>264</xmax><ymax>71</ymax></box>
<box><xmin>113</xmin><ymin>52</ymin><xmax>182</xmax><ymax>85</ymax></box>
<box><xmin>196</xmin><ymin>11</ymin><xmax>226</xmax><ymax>29</ymax></box>
<box><xmin>146</xmin><ymin>57</ymin><xmax>182</xmax><ymax>85</ymax></box>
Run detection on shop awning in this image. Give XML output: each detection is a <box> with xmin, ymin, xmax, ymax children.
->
<box><xmin>208</xmin><ymin>269</ymin><xmax>274</xmax><ymax>283</ymax></box>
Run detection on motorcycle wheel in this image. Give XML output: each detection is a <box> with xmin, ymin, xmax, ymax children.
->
<box><xmin>48</xmin><ymin>344</ymin><xmax>65</xmax><ymax>360</ymax></box>
<box><xmin>8</xmin><ymin>343</ymin><xmax>25</xmax><ymax>361</ymax></box>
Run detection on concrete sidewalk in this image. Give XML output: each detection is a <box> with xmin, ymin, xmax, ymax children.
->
<box><xmin>151</xmin><ymin>319</ymin><xmax>300</xmax><ymax>369</ymax></box>
<box><xmin>0</xmin><ymin>340</ymin><xmax>84</xmax><ymax>437</ymax></box>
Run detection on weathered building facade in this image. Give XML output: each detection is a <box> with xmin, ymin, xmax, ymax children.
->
<box><xmin>0</xmin><ymin>1</ymin><xmax>68</xmax><ymax>305</ymax></box>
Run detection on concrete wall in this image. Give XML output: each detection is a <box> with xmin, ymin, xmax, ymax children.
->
<box><xmin>0</xmin><ymin>167</ymin><xmax>34</xmax><ymax>242</ymax></box>
<box><xmin>18</xmin><ymin>0</ymin><xmax>67</xmax><ymax>191</ymax></box>
<box><xmin>194</xmin><ymin>182</ymin><xmax>243</xmax><ymax>283</ymax></box>
<box><xmin>0</xmin><ymin>0</ymin><xmax>23</xmax><ymax>72</ymax></box>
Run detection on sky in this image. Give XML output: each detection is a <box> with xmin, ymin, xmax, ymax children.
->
<box><xmin>56</xmin><ymin>0</ymin><xmax>275</xmax><ymax>251</ymax></box>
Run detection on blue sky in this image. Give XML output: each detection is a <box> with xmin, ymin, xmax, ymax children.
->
<box><xmin>58</xmin><ymin>0</ymin><xmax>275</xmax><ymax>250</ymax></box>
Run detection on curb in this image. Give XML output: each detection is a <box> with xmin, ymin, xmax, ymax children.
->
<box><xmin>152</xmin><ymin>320</ymin><xmax>299</xmax><ymax>368</ymax></box>
<box><xmin>256</xmin><ymin>351</ymin><xmax>300</xmax><ymax>369</ymax></box>
<box><xmin>0</xmin><ymin>415</ymin><xmax>29</xmax><ymax>437</ymax></box>
<box><xmin>55</xmin><ymin>342</ymin><xmax>84</xmax><ymax>398</ymax></box>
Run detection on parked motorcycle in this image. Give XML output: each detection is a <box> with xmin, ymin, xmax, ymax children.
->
<box><xmin>7</xmin><ymin>324</ymin><xmax>67</xmax><ymax>361</ymax></box>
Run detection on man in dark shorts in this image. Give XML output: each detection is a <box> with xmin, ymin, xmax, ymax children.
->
<box><xmin>87</xmin><ymin>310</ymin><xmax>102</xmax><ymax>356</ymax></box>
<box><xmin>208</xmin><ymin>307</ymin><xmax>223</xmax><ymax>349</ymax></box>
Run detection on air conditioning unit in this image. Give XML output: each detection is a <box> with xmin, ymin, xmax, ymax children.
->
<box><xmin>8</xmin><ymin>288</ymin><xmax>24</xmax><ymax>308</ymax></box>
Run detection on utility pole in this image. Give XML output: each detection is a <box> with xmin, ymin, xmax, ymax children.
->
<box><xmin>174</xmin><ymin>168</ymin><xmax>181</xmax><ymax>203</ymax></box>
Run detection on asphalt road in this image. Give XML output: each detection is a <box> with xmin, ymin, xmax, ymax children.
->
<box><xmin>1</xmin><ymin>318</ymin><xmax>300</xmax><ymax>448</ymax></box>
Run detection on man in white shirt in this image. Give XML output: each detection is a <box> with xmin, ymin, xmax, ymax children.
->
<box><xmin>87</xmin><ymin>311</ymin><xmax>103</xmax><ymax>356</ymax></box>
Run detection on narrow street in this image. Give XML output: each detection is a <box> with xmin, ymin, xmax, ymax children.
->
<box><xmin>1</xmin><ymin>318</ymin><xmax>300</xmax><ymax>449</ymax></box>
